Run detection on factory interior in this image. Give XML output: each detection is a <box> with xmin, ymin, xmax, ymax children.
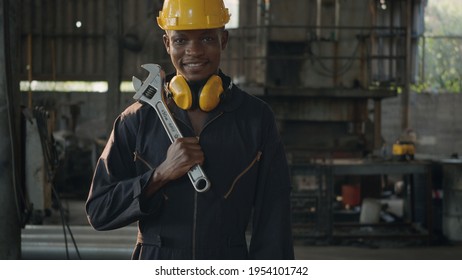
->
<box><xmin>1</xmin><ymin>0</ymin><xmax>462</xmax><ymax>261</ymax></box>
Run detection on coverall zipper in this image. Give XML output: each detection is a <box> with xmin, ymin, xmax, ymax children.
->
<box><xmin>175</xmin><ymin>111</ymin><xmax>224</xmax><ymax>260</ymax></box>
<box><xmin>192</xmin><ymin>191</ymin><xmax>198</xmax><ymax>259</ymax></box>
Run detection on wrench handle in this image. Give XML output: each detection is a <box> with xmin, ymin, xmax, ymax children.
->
<box><xmin>153</xmin><ymin>100</ymin><xmax>211</xmax><ymax>193</ymax></box>
<box><xmin>187</xmin><ymin>166</ymin><xmax>211</xmax><ymax>193</ymax></box>
<box><xmin>154</xmin><ymin>99</ymin><xmax>182</xmax><ymax>142</ymax></box>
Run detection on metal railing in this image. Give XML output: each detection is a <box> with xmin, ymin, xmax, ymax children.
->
<box><xmin>220</xmin><ymin>25</ymin><xmax>408</xmax><ymax>90</ymax></box>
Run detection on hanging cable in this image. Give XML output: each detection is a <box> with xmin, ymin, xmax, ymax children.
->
<box><xmin>33</xmin><ymin>107</ymin><xmax>81</xmax><ymax>260</ymax></box>
<box><xmin>307</xmin><ymin>40</ymin><xmax>361</xmax><ymax>78</ymax></box>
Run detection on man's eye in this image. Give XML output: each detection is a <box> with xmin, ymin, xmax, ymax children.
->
<box><xmin>202</xmin><ymin>37</ymin><xmax>214</xmax><ymax>42</ymax></box>
<box><xmin>173</xmin><ymin>38</ymin><xmax>186</xmax><ymax>44</ymax></box>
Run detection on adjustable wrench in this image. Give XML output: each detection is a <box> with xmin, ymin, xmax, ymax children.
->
<box><xmin>132</xmin><ymin>64</ymin><xmax>211</xmax><ymax>193</ymax></box>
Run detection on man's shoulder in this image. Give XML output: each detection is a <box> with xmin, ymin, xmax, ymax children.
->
<box><xmin>232</xmin><ymin>85</ymin><xmax>273</xmax><ymax>114</ymax></box>
<box><xmin>118</xmin><ymin>101</ymin><xmax>155</xmax><ymax>125</ymax></box>
<box><xmin>121</xmin><ymin>101</ymin><xmax>150</xmax><ymax>116</ymax></box>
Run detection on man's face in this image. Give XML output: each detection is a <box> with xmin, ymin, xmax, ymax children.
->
<box><xmin>163</xmin><ymin>28</ymin><xmax>228</xmax><ymax>82</ymax></box>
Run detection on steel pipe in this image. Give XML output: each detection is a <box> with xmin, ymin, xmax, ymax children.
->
<box><xmin>21</xmin><ymin>225</ymin><xmax>137</xmax><ymax>260</ymax></box>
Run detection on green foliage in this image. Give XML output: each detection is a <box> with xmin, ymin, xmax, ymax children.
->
<box><xmin>424</xmin><ymin>0</ymin><xmax>462</xmax><ymax>36</ymax></box>
<box><xmin>414</xmin><ymin>0</ymin><xmax>462</xmax><ymax>93</ymax></box>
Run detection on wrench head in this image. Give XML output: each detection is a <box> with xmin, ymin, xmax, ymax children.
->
<box><xmin>132</xmin><ymin>76</ymin><xmax>143</xmax><ymax>91</ymax></box>
<box><xmin>132</xmin><ymin>63</ymin><xmax>162</xmax><ymax>101</ymax></box>
<box><xmin>141</xmin><ymin>64</ymin><xmax>161</xmax><ymax>73</ymax></box>
<box><xmin>132</xmin><ymin>64</ymin><xmax>162</xmax><ymax>92</ymax></box>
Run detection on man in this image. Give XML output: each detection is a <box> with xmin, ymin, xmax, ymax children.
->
<box><xmin>86</xmin><ymin>0</ymin><xmax>294</xmax><ymax>260</ymax></box>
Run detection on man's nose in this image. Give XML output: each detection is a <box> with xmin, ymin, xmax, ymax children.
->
<box><xmin>185</xmin><ymin>40</ymin><xmax>204</xmax><ymax>56</ymax></box>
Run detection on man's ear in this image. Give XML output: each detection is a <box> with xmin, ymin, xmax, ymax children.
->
<box><xmin>221</xmin><ymin>30</ymin><xmax>229</xmax><ymax>50</ymax></box>
<box><xmin>162</xmin><ymin>33</ymin><xmax>170</xmax><ymax>54</ymax></box>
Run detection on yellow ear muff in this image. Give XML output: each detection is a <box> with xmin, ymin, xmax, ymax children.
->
<box><xmin>168</xmin><ymin>75</ymin><xmax>192</xmax><ymax>110</ymax></box>
<box><xmin>168</xmin><ymin>74</ymin><xmax>224</xmax><ymax>112</ymax></box>
<box><xmin>199</xmin><ymin>75</ymin><xmax>224</xmax><ymax>112</ymax></box>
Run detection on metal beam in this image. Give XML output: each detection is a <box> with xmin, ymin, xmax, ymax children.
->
<box><xmin>0</xmin><ymin>0</ymin><xmax>21</xmax><ymax>259</ymax></box>
<box><xmin>402</xmin><ymin>0</ymin><xmax>412</xmax><ymax>131</ymax></box>
<box><xmin>105</xmin><ymin>0</ymin><xmax>122</xmax><ymax>135</ymax></box>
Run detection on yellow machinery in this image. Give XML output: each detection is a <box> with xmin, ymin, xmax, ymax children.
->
<box><xmin>392</xmin><ymin>141</ymin><xmax>415</xmax><ymax>160</ymax></box>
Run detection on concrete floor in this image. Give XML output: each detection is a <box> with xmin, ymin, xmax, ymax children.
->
<box><xmin>21</xmin><ymin>199</ymin><xmax>462</xmax><ymax>260</ymax></box>
<box><xmin>294</xmin><ymin>243</ymin><xmax>462</xmax><ymax>260</ymax></box>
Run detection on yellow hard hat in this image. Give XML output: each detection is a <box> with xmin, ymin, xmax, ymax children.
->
<box><xmin>157</xmin><ymin>0</ymin><xmax>231</xmax><ymax>30</ymax></box>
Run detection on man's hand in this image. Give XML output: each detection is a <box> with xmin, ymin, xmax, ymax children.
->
<box><xmin>158</xmin><ymin>137</ymin><xmax>204</xmax><ymax>180</ymax></box>
<box><xmin>143</xmin><ymin>137</ymin><xmax>204</xmax><ymax>197</ymax></box>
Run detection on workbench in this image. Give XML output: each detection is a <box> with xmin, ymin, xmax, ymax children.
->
<box><xmin>290</xmin><ymin>159</ymin><xmax>433</xmax><ymax>243</ymax></box>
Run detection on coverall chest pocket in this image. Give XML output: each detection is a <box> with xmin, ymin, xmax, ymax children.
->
<box><xmin>133</xmin><ymin>151</ymin><xmax>155</xmax><ymax>173</ymax></box>
<box><xmin>224</xmin><ymin>151</ymin><xmax>262</xmax><ymax>199</ymax></box>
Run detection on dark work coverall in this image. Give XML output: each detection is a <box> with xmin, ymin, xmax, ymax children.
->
<box><xmin>86</xmin><ymin>73</ymin><xmax>294</xmax><ymax>259</ymax></box>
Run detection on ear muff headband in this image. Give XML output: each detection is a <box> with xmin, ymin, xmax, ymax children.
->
<box><xmin>168</xmin><ymin>75</ymin><xmax>224</xmax><ymax>112</ymax></box>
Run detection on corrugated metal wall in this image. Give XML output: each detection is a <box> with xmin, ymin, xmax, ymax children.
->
<box><xmin>21</xmin><ymin>0</ymin><xmax>106</xmax><ymax>80</ymax></box>
<box><xmin>20</xmin><ymin>0</ymin><xmax>168</xmax><ymax>81</ymax></box>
